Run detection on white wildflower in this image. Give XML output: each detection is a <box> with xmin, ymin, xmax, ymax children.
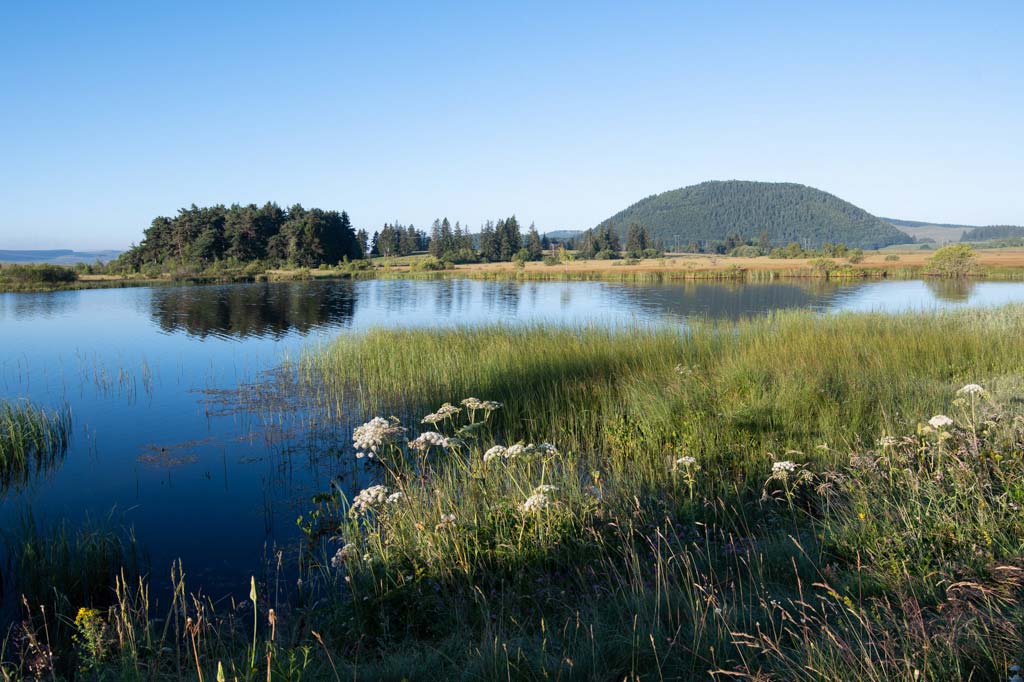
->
<box><xmin>957</xmin><ymin>384</ymin><xmax>985</xmax><ymax>396</ymax></box>
<box><xmin>928</xmin><ymin>414</ymin><xmax>954</xmax><ymax>429</ymax></box>
<box><xmin>386</xmin><ymin>491</ymin><xmax>404</xmax><ymax>505</ymax></box>
<box><xmin>675</xmin><ymin>456</ymin><xmax>698</xmax><ymax>468</ymax></box>
<box><xmin>330</xmin><ymin>543</ymin><xmax>357</xmax><ymax>568</ymax></box>
<box><xmin>409</xmin><ymin>431</ymin><xmax>451</xmax><ymax>451</ymax></box>
<box><xmin>520</xmin><ymin>485</ymin><xmax>557</xmax><ymax>513</ymax></box>
<box><xmin>421</xmin><ymin>402</ymin><xmax>461</xmax><ymax>425</ymax></box>
<box><xmin>521</xmin><ymin>493</ymin><xmax>551</xmax><ymax>513</ymax></box>
<box><xmin>505</xmin><ymin>443</ymin><xmax>528</xmax><ymax>459</ymax></box>
<box><xmin>435</xmin><ymin>513</ymin><xmax>457</xmax><ymax>529</ymax></box>
<box><xmin>500</xmin><ymin>442</ymin><xmax>559</xmax><ymax>460</ymax></box>
<box><xmin>770</xmin><ymin>458</ymin><xmax>794</xmax><ymax>475</ymax></box>
<box><xmin>353</xmin><ymin>417</ymin><xmax>405</xmax><ymax>457</ymax></box>
<box><xmin>462</xmin><ymin>398</ymin><xmax>503</xmax><ymax>413</ymax></box>
<box><xmin>350</xmin><ymin>485</ymin><xmax>389</xmax><ymax>515</ymax></box>
<box><xmin>878</xmin><ymin>436</ymin><xmax>899</xmax><ymax>448</ymax></box>
<box><xmin>483</xmin><ymin>445</ymin><xmax>507</xmax><ymax>463</ymax></box>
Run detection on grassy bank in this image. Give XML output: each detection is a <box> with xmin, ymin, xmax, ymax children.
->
<box><xmin>5</xmin><ymin>310</ymin><xmax>1024</xmax><ymax>679</ymax></box>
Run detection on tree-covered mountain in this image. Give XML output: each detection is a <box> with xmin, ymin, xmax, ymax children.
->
<box><xmin>960</xmin><ymin>225</ymin><xmax>1024</xmax><ymax>242</ymax></box>
<box><xmin>595</xmin><ymin>181</ymin><xmax>913</xmax><ymax>250</ymax></box>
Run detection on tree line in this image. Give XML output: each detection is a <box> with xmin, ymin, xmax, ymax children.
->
<box><xmin>355</xmin><ymin>216</ymin><xmax>557</xmax><ymax>264</ymax></box>
<box><xmin>117</xmin><ymin>202</ymin><xmax>665</xmax><ymax>274</ymax></box>
<box><xmin>577</xmin><ymin>222</ymin><xmax>662</xmax><ymax>259</ymax></box>
<box><xmin>960</xmin><ymin>225</ymin><xmax>1024</xmax><ymax>242</ymax></box>
<box><xmin>119</xmin><ymin>203</ymin><xmax>363</xmax><ymax>270</ymax></box>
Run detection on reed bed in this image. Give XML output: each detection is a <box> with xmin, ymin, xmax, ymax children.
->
<box><xmin>5</xmin><ymin>308</ymin><xmax>1024</xmax><ymax>679</ymax></box>
<box><xmin>377</xmin><ymin>263</ymin><xmax>1024</xmax><ymax>283</ymax></box>
<box><xmin>0</xmin><ymin>401</ymin><xmax>71</xmax><ymax>491</ymax></box>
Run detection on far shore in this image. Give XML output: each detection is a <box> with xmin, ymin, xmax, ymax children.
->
<box><xmin>5</xmin><ymin>246</ymin><xmax>1024</xmax><ymax>293</ymax></box>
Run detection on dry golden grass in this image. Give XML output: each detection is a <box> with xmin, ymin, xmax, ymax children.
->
<box><xmin>372</xmin><ymin>247</ymin><xmax>1024</xmax><ymax>277</ymax></box>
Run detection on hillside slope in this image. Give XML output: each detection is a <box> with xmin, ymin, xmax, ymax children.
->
<box><xmin>598</xmin><ymin>181</ymin><xmax>912</xmax><ymax>250</ymax></box>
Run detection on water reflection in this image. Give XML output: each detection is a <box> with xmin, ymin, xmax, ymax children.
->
<box><xmin>149</xmin><ymin>282</ymin><xmax>357</xmax><ymax>339</ymax></box>
<box><xmin>614</xmin><ymin>280</ymin><xmax>845</xmax><ymax>321</ymax></box>
<box><xmin>924</xmin><ymin>278</ymin><xmax>975</xmax><ymax>303</ymax></box>
<box><xmin>0</xmin><ymin>290</ymin><xmax>78</xmax><ymax>320</ymax></box>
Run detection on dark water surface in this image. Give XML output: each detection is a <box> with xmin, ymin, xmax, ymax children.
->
<box><xmin>2</xmin><ymin>277</ymin><xmax>1024</xmax><ymax>596</ymax></box>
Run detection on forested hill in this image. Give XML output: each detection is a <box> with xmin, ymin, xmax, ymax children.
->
<box><xmin>596</xmin><ymin>181</ymin><xmax>913</xmax><ymax>250</ymax></box>
<box><xmin>118</xmin><ymin>203</ymin><xmax>363</xmax><ymax>270</ymax></box>
<box><xmin>960</xmin><ymin>225</ymin><xmax>1024</xmax><ymax>242</ymax></box>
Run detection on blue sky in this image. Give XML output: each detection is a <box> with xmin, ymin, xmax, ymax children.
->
<box><xmin>1</xmin><ymin>1</ymin><xmax>1021</xmax><ymax>250</ymax></box>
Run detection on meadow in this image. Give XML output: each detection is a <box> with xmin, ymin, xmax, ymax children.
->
<box><xmin>4</xmin><ymin>308</ymin><xmax>1024</xmax><ymax>680</ymax></box>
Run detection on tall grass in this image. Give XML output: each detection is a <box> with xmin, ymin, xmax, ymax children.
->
<box><xmin>283</xmin><ymin>308</ymin><xmax>1024</xmax><ymax>677</ymax></box>
<box><xmin>303</xmin><ymin>308</ymin><xmax>1024</xmax><ymax>467</ymax></box>
<box><xmin>379</xmin><ymin>262</ymin><xmax>1024</xmax><ymax>283</ymax></box>
<box><xmin>0</xmin><ymin>401</ymin><xmax>71</xmax><ymax>491</ymax></box>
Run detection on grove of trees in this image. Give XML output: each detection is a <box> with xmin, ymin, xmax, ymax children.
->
<box><xmin>118</xmin><ymin>202</ymin><xmax>640</xmax><ymax>274</ymax></box>
<box><xmin>119</xmin><ymin>203</ymin><xmax>363</xmax><ymax>270</ymax></box>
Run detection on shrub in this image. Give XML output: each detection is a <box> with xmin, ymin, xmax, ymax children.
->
<box><xmin>926</xmin><ymin>243</ymin><xmax>977</xmax><ymax>278</ymax></box>
<box><xmin>808</xmin><ymin>257</ymin><xmax>836</xmax><ymax>275</ymax></box>
<box><xmin>729</xmin><ymin>245</ymin><xmax>762</xmax><ymax>258</ymax></box>
<box><xmin>885</xmin><ymin>254</ymin><xmax>901</xmax><ymax>262</ymax></box>
<box><xmin>0</xmin><ymin>264</ymin><xmax>78</xmax><ymax>284</ymax></box>
<box><xmin>410</xmin><ymin>256</ymin><xmax>452</xmax><ymax>272</ymax></box>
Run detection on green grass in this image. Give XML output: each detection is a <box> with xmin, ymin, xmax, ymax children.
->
<box><xmin>290</xmin><ymin>309</ymin><xmax>1024</xmax><ymax>678</ymax></box>
<box><xmin>5</xmin><ymin>309</ymin><xmax>1024</xmax><ymax>679</ymax></box>
<box><xmin>0</xmin><ymin>400</ymin><xmax>71</xmax><ymax>491</ymax></box>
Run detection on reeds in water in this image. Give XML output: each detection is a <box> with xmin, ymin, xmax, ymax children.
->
<box><xmin>0</xmin><ymin>401</ymin><xmax>71</xmax><ymax>491</ymax></box>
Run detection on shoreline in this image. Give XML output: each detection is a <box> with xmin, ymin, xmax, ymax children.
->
<box><xmin>5</xmin><ymin>248</ymin><xmax>1024</xmax><ymax>293</ymax></box>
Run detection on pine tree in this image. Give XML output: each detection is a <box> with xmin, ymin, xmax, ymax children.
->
<box><xmin>625</xmin><ymin>222</ymin><xmax>649</xmax><ymax>257</ymax></box>
<box><xmin>478</xmin><ymin>221</ymin><xmax>499</xmax><ymax>261</ymax></box>
<box><xmin>356</xmin><ymin>229</ymin><xmax>369</xmax><ymax>259</ymax></box>
<box><xmin>526</xmin><ymin>223</ymin><xmax>543</xmax><ymax>260</ymax></box>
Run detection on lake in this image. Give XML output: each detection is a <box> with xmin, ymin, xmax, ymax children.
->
<box><xmin>3</xmin><ymin>277</ymin><xmax>1024</xmax><ymax>600</ymax></box>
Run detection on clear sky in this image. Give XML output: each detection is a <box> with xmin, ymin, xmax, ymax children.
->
<box><xmin>1</xmin><ymin>1</ymin><xmax>1021</xmax><ymax>250</ymax></box>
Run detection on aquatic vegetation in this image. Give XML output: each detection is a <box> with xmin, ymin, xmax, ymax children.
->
<box><xmin>2</xmin><ymin>512</ymin><xmax>140</xmax><ymax>612</ymax></box>
<box><xmin>0</xmin><ymin>400</ymin><xmax>71</xmax><ymax>491</ymax></box>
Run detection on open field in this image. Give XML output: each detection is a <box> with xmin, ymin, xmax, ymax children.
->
<box><xmin>4</xmin><ymin>308</ymin><xmax>1024</xmax><ymax>679</ymax></box>
<box><xmin>368</xmin><ymin>247</ymin><xmax>1024</xmax><ymax>281</ymax></box>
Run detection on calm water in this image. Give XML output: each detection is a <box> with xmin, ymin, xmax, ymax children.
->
<box><xmin>2</xmin><ymin>277</ymin><xmax>1024</xmax><ymax>598</ymax></box>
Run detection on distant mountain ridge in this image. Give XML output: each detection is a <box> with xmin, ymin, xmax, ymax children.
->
<box><xmin>883</xmin><ymin>218</ymin><xmax>1024</xmax><ymax>245</ymax></box>
<box><xmin>596</xmin><ymin>181</ymin><xmax>913</xmax><ymax>250</ymax></box>
<box><xmin>542</xmin><ymin>230</ymin><xmax>582</xmax><ymax>240</ymax></box>
<box><xmin>0</xmin><ymin>249</ymin><xmax>123</xmax><ymax>265</ymax></box>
